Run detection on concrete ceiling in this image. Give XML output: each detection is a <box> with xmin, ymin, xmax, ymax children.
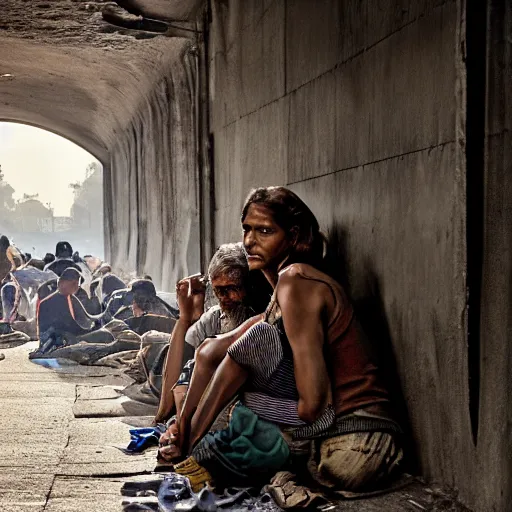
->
<box><xmin>0</xmin><ymin>0</ymin><xmax>199</xmax><ymax>162</ymax></box>
<box><xmin>114</xmin><ymin>0</ymin><xmax>204</xmax><ymax>21</ymax></box>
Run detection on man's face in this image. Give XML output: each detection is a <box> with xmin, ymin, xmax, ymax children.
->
<box><xmin>210</xmin><ymin>274</ymin><xmax>246</xmax><ymax>313</ymax></box>
<box><xmin>242</xmin><ymin>204</ymin><xmax>292</xmax><ymax>272</ymax></box>
<box><xmin>58</xmin><ymin>279</ymin><xmax>80</xmax><ymax>296</ymax></box>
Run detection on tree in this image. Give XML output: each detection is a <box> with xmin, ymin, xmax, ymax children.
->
<box><xmin>0</xmin><ymin>165</ymin><xmax>15</xmax><ymax>210</ymax></box>
<box><xmin>85</xmin><ymin>162</ymin><xmax>98</xmax><ymax>179</ymax></box>
<box><xmin>69</xmin><ymin>162</ymin><xmax>103</xmax><ymax>230</ymax></box>
<box><xmin>0</xmin><ymin>165</ymin><xmax>16</xmax><ymax>229</ymax></box>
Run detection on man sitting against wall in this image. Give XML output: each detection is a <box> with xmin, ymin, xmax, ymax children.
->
<box><xmin>153</xmin><ymin>243</ymin><xmax>270</xmax><ymax>425</ymax></box>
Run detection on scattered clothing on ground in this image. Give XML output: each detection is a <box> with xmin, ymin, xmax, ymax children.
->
<box><xmin>119</xmin><ymin>424</ymin><xmax>167</xmax><ymax>454</ymax></box>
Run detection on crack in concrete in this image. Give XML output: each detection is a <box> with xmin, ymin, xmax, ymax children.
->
<box><xmin>41</xmin><ymin>475</ymin><xmax>56</xmax><ymax>512</ymax></box>
<box><xmin>41</xmin><ymin>387</ymin><xmax>77</xmax><ymax>510</ymax></box>
<box><xmin>217</xmin><ymin>0</ymin><xmax>454</xmax><ymax>131</ymax></box>
<box><xmin>286</xmin><ymin>140</ymin><xmax>457</xmax><ymax>186</ymax></box>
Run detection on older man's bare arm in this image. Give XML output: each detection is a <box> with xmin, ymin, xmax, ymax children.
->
<box><xmin>154</xmin><ymin>276</ymin><xmax>205</xmax><ymax>424</ymax></box>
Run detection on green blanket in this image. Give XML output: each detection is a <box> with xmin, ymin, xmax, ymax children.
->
<box><xmin>191</xmin><ymin>402</ymin><xmax>289</xmax><ymax>485</ymax></box>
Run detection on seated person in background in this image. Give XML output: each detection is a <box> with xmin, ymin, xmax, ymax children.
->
<box><xmin>83</xmin><ymin>255</ymin><xmax>103</xmax><ymax>274</ymax></box>
<box><xmin>43</xmin><ymin>253</ymin><xmax>55</xmax><ymax>267</ymax></box>
<box><xmin>100</xmin><ymin>277</ymin><xmax>173</xmax><ymax>323</ymax></box>
<box><xmin>37</xmin><ymin>267</ymin><xmax>97</xmax><ymax>353</ymax></box>
<box><xmin>99</xmin><ymin>273</ymin><xmax>126</xmax><ymax>308</ymax></box>
<box><xmin>160</xmin><ymin>187</ymin><xmax>403</xmax><ymax>496</ymax></box>
<box><xmin>0</xmin><ymin>235</ymin><xmax>23</xmax><ymax>281</ymax></box>
<box><xmin>84</xmin><ymin>278</ymin><xmax>102</xmax><ymax>315</ymax></box>
<box><xmin>0</xmin><ymin>236</ymin><xmax>15</xmax><ymax>298</ymax></box>
<box><xmin>43</xmin><ymin>241</ymin><xmax>82</xmax><ymax>277</ymax></box>
<box><xmin>25</xmin><ymin>257</ymin><xmax>45</xmax><ymax>271</ymax></box>
<box><xmin>1</xmin><ymin>266</ymin><xmax>57</xmax><ymax>323</ymax></box>
<box><xmin>154</xmin><ymin>242</ymin><xmax>270</xmax><ymax>425</ymax></box>
<box><xmin>0</xmin><ymin>236</ymin><xmax>31</xmax><ymax>318</ymax></box>
<box><xmin>124</xmin><ymin>279</ymin><xmax>177</xmax><ymax>336</ymax></box>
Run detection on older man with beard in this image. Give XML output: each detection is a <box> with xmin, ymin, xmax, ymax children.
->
<box><xmin>154</xmin><ymin>243</ymin><xmax>265</xmax><ymax>425</ymax></box>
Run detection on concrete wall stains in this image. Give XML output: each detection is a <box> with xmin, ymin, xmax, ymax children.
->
<box><xmin>106</xmin><ymin>41</ymin><xmax>201</xmax><ymax>290</ymax></box>
<box><xmin>476</xmin><ymin>0</ymin><xmax>512</xmax><ymax>507</ymax></box>
<box><xmin>207</xmin><ymin>1</ymin><xmax>512</xmax><ymax>510</ymax></box>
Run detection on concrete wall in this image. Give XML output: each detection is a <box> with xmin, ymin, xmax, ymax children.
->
<box><xmin>105</xmin><ymin>41</ymin><xmax>201</xmax><ymax>290</ymax></box>
<box><xmin>207</xmin><ymin>1</ymin><xmax>512</xmax><ymax>510</ymax></box>
<box><xmin>477</xmin><ymin>0</ymin><xmax>512</xmax><ymax>508</ymax></box>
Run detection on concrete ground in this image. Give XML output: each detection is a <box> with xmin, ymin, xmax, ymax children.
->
<box><xmin>0</xmin><ymin>341</ymin><xmax>157</xmax><ymax>512</ymax></box>
<box><xmin>0</xmin><ymin>342</ymin><xmax>470</xmax><ymax>512</ymax></box>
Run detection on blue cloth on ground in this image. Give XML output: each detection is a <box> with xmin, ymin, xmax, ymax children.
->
<box><xmin>124</xmin><ymin>425</ymin><xmax>166</xmax><ymax>454</ymax></box>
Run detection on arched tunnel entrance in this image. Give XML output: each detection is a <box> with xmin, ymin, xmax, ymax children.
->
<box><xmin>0</xmin><ymin>122</ymin><xmax>104</xmax><ymax>258</ymax></box>
<box><xmin>0</xmin><ymin>3</ymin><xmax>208</xmax><ymax>291</ymax></box>
<box><xmin>0</xmin><ymin>2</ymin><xmax>511</xmax><ymax>512</ymax></box>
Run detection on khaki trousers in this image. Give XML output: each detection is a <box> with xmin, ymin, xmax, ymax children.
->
<box><xmin>308</xmin><ymin>431</ymin><xmax>403</xmax><ymax>491</ymax></box>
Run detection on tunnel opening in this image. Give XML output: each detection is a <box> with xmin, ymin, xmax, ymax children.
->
<box><xmin>0</xmin><ymin>122</ymin><xmax>105</xmax><ymax>260</ymax></box>
<box><xmin>465</xmin><ymin>0</ymin><xmax>488</xmax><ymax>446</ymax></box>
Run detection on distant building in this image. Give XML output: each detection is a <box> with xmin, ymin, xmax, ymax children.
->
<box><xmin>53</xmin><ymin>216</ymin><xmax>72</xmax><ymax>232</ymax></box>
<box><xmin>13</xmin><ymin>199</ymin><xmax>53</xmax><ymax>233</ymax></box>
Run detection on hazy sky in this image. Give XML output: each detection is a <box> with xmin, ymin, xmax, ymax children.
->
<box><xmin>0</xmin><ymin>122</ymin><xmax>100</xmax><ymax>216</ymax></box>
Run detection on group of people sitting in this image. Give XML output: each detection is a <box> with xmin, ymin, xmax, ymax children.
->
<box><xmin>0</xmin><ymin>238</ymin><xmax>178</xmax><ymax>355</ymax></box>
<box><xmin>0</xmin><ymin>186</ymin><xmax>405</xmax><ymax>505</ymax></box>
<box><xmin>150</xmin><ymin>187</ymin><xmax>405</xmax><ymax>505</ymax></box>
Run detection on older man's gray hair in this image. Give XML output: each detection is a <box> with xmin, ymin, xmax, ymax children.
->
<box><xmin>208</xmin><ymin>243</ymin><xmax>248</xmax><ymax>282</ymax></box>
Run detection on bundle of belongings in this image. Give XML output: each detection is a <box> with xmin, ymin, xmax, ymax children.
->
<box><xmin>121</xmin><ymin>330</ymin><xmax>179</xmax><ymax>406</ymax></box>
<box><xmin>0</xmin><ymin>320</ymin><xmax>31</xmax><ymax>348</ymax></box>
<box><xmin>120</xmin><ymin>474</ymin><xmax>283</xmax><ymax>511</ymax></box>
<box><xmin>32</xmin><ymin>274</ymin><xmax>178</xmax><ymax>368</ymax></box>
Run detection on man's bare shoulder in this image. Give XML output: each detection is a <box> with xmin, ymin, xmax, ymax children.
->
<box><xmin>278</xmin><ymin>264</ymin><xmax>324</xmax><ymax>291</ymax></box>
<box><xmin>277</xmin><ymin>265</ymin><xmax>332</xmax><ymax>311</ymax></box>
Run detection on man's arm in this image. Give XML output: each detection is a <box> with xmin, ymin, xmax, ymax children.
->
<box><xmin>71</xmin><ymin>296</ymin><xmax>96</xmax><ymax>331</ymax></box>
<box><xmin>277</xmin><ymin>273</ymin><xmax>332</xmax><ymax>423</ymax></box>
<box><xmin>154</xmin><ymin>317</ymin><xmax>193</xmax><ymax>423</ymax></box>
<box><xmin>154</xmin><ymin>276</ymin><xmax>207</xmax><ymax>424</ymax></box>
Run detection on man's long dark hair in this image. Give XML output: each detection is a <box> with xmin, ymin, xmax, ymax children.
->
<box><xmin>241</xmin><ymin>186</ymin><xmax>327</xmax><ymax>271</ymax></box>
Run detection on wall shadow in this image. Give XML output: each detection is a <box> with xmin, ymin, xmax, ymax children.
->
<box><xmin>325</xmin><ymin>223</ymin><xmax>419</xmax><ymax>474</ymax></box>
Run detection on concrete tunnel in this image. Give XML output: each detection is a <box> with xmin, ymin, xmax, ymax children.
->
<box><xmin>1</xmin><ymin>1</ymin><xmax>511</xmax><ymax>511</ymax></box>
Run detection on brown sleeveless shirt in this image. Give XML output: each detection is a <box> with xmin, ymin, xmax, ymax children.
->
<box><xmin>266</xmin><ymin>263</ymin><xmax>391</xmax><ymax>417</ymax></box>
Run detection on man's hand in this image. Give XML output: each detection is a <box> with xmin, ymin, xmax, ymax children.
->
<box><xmin>152</xmin><ymin>412</ymin><xmax>167</xmax><ymax>426</ymax></box>
<box><xmin>158</xmin><ymin>422</ymin><xmax>182</xmax><ymax>462</ymax></box>
<box><xmin>159</xmin><ymin>422</ymin><xmax>179</xmax><ymax>446</ymax></box>
<box><xmin>176</xmin><ymin>275</ymin><xmax>206</xmax><ymax>323</ymax></box>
